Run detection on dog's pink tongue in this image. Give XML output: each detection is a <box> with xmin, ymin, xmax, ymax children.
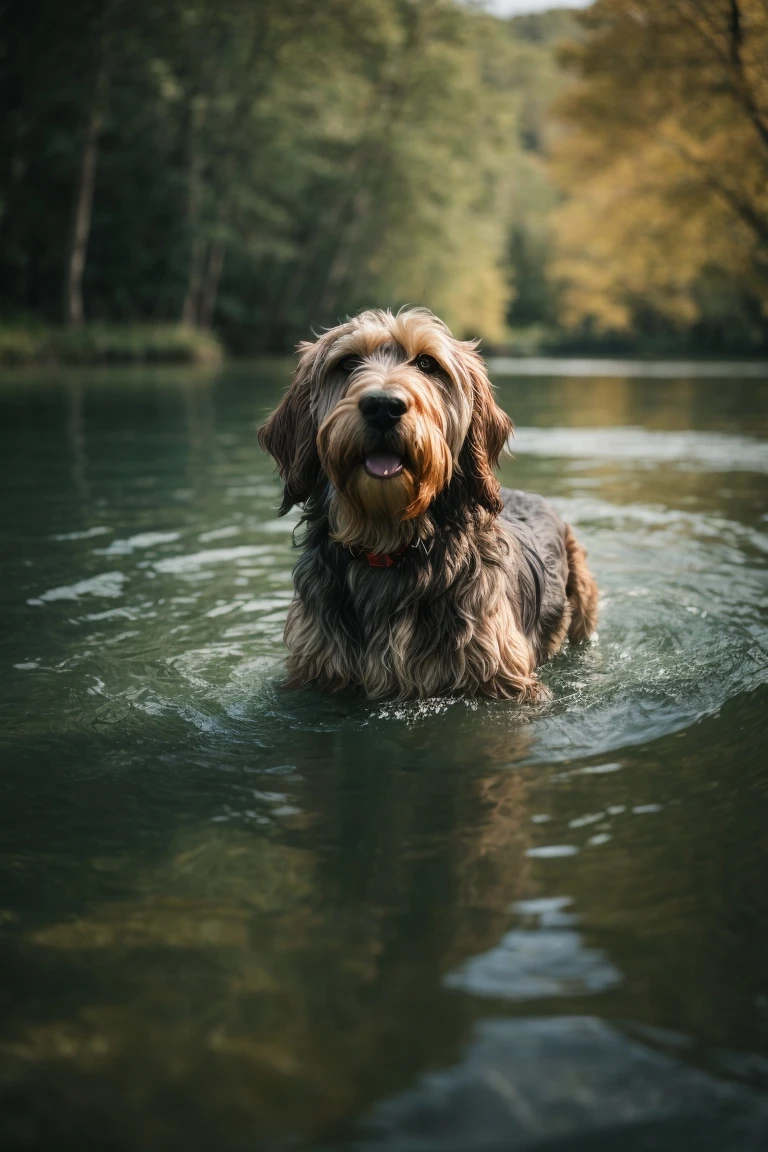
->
<box><xmin>365</xmin><ymin>452</ymin><xmax>404</xmax><ymax>478</ymax></box>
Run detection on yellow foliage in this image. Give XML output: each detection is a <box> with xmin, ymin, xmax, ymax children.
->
<box><xmin>551</xmin><ymin>0</ymin><xmax>768</xmax><ymax>332</ymax></box>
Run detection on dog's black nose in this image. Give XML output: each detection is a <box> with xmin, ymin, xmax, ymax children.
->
<box><xmin>359</xmin><ymin>392</ymin><xmax>407</xmax><ymax>431</ymax></box>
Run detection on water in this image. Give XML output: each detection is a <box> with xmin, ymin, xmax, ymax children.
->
<box><xmin>1</xmin><ymin>363</ymin><xmax>767</xmax><ymax>1151</ymax></box>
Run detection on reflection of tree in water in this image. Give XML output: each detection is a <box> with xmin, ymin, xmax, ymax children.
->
<box><xmin>496</xmin><ymin>373</ymin><xmax>768</xmax><ymax>439</ymax></box>
<box><xmin>496</xmin><ymin>373</ymin><xmax>768</xmax><ymax>525</ymax></box>
<box><xmin>0</xmin><ymin>716</ymin><xmax>536</xmax><ymax>1149</ymax></box>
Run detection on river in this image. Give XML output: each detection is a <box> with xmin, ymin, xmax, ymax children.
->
<box><xmin>1</xmin><ymin>361</ymin><xmax>767</xmax><ymax>1150</ymax></box>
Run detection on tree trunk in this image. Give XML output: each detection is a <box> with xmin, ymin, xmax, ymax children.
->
<box><xmin>181</xmin><ymin>100</ymin><xmax>207</xmax><ymax>327</ymax></box>
<box><xmin>182</xmin><ymin>236</ymin><xmax>206</xmax><ymax>327</ymax></box>
<box><xmin>66</xmin><ymin>63</ymin><xmax>107</xmax><ymax>326</ymax></box>
<box><xmin>198</xmin><ymin>239</ymin><xmax>226</xmax><ymax>330</ymax></box>
<box><xmin>314</xmin><ymin>187</ymin><xmax>371</xmax><ymax>321</ymax></box>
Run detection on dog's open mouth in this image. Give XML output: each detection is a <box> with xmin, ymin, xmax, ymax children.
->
<box><xmin>364</xmin><ymin>452</ymin><xmax>404</xmax><ymax>479</ymax></box>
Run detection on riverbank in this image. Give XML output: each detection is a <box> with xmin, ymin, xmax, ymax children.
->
<box><xmin>487</xmin><ymin>356</ymin><xmax>768</xmax><ymax>378</ymax></box>
<box><xmin>0</xmin><ymin>323</ymin><xmax>223</xmax><ymax>367</ymax></box>
<box><xmin>488</xmin><ymin>324</ymin><xmax>768</xmax><ymax>360</ymax></box>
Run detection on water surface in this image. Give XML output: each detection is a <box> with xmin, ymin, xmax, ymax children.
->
<box><xmin>1</xmin><ymin>363</ymin><xmax>767</xmax><ymax>1151</ymax></box>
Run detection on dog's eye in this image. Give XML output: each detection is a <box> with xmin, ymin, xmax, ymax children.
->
<box><xmin>338</xmin><ymin>357</ymin><xmax>361</xmax><ymax>373</ymax></box>
<box><xmin>416</xmin><ymin>354</ymin><xmax>438</xmax><ymax>374</ymax></box>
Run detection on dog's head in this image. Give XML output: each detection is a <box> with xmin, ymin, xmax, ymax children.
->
<box><xmin>258</xmin><ymin>308</ymin><xmax>512</xmax><ymax>549</ymax></box>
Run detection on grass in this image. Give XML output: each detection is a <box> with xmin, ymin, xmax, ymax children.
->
<box><xmin>0</xmin><ymin>322</ymin><xmax>224</xmax><ymax>367</ymax></box>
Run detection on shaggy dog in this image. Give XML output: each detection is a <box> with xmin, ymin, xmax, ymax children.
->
<box><xmin>258</xmin><ymin>307</ymin><xmax>598</xmax><ymax>700</ymax></box>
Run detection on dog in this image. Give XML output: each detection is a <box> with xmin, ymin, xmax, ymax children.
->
<box><xmin>258</xmin><ymin>307</ymin><xmax>598</xmax><ymax>700</ymax></box>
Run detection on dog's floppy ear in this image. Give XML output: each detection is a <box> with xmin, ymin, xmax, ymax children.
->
<box><xmin>258</xmin><ymin>339</ymin><xmax>324</xmax><ymax>514</ymax></box>
<box><xmin>457</xmin><ymin>344</ymin><xmax>513</xmax><ymax>514</ymax></box>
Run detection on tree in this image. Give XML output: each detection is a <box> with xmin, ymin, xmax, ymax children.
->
<box><xmin>0</xmin><ymin>0</ymin><xmax>573</xmax><ymax>348</ymax></box>
<box><xmin>551</xmin><ymin>0</ymin><xmax>768</xmax><ymax>345</ymax></box>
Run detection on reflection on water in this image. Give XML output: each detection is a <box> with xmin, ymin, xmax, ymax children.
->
<box><xmin>0</xmin><ymin>364</ymin><xmax>767</xmax><ymax>1150</ymax></box>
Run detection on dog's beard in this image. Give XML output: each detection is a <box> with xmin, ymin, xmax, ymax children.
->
<box><xmin>317</xmin><ymin>397</ymin><xmax>453</xmax><ymax>553</ymax></box>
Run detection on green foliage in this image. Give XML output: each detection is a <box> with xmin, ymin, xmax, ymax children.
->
<box><xmin>1</xmin><ymin>0</ymin><xmax>555</xmax><ymax>349</ymax></box>
<box><xmin>0</xmin><ymin>323</ymin><xmax>222</xmax><ymax>366</ymax></box>
<box><xmin>3</xmin><ymin>0</ymin><xmax>763</xmax><ymax>355</ymax></box>
<box><xmin>0</xmin><ymin>325</ymin><xmax>48</xmax><ymax>367</ymax></box>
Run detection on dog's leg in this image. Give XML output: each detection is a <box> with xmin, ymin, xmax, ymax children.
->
<box><xmin>564</xmin><ymin>525</ymin><xmax>599</xmax><ymax>642</ymax></box>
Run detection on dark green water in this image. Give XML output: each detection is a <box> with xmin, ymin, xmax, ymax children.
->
<box><xmin>1</xmin><ymin>363</ymin><xmax>767</xmax><ymax>1151</ymax></box>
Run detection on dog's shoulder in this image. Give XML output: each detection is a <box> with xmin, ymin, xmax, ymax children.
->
<box><xmin>498</xmin><ymin>487</ymin><xmax>568</xmax><ymax>589</ymax></box>
<box><xmin>498</xmin><ymin>487</ymin><xmax>563</xmax><ymax>530</ymax></box>
<box><xmin>497</xmin><ymin>489</ymin><xmax>571</xmax><ymax>653</ymax></box>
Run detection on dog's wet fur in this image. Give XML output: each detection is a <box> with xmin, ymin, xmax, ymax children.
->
<box><xmin>259</xmin><ymin>307</ymin><xmax>598</xmax><ymax>700</ymax></box>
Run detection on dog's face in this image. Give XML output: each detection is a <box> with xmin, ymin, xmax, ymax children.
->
<box><xmin>258</xmin><ymin>308</ymin><xmax>512</xmax><ymax>549</ymax></box>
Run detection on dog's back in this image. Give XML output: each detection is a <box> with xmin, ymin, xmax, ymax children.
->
<box><xmin>500</xmin><ymin>488</ymin><xmax>598</xmax><ymax>656</ymax></box>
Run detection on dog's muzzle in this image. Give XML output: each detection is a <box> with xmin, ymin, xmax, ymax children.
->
<box><xmin>358</xmin><ymin>391</ymin><xmax>408</xmax><ymax>479</ymax></box>
<box><xmin>359</xmin><ymin>392</ymin><xmax>407</xmax><ymax>431</ymax></box>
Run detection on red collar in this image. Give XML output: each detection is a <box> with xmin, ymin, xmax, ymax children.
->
<box><xmin>364</xmin><ymin>544</ymin><xmax>409</xmax><ymax>568</ymax></box>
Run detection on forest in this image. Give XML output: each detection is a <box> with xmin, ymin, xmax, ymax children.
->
<box><xmin>1</xmin><ymin>0</ymin><xmax>767</xmax><ymax>360</ymax></box>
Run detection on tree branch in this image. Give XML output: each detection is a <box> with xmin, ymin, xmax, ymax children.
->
<box><xmin>727</xmin><ymin>0</ymin><xmax>768</xmax><ymax>152</ymax></box>
<box><xmin>672</xmin><ymin>1</ymin><xmax>768</xmax><ymax>155</ymax></box>
<box><xmin>658</xmin><ymin>128</ymin><xmax>768</xmax><ymax>250</ymax></box>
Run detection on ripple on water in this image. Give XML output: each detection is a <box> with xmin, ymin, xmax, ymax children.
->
<box><xmin>3</xmin><ymin>377</ymin><xmax>768</xmax><ymax>1150</ymax></box>
<box><xmin>28</xmin><ymin>570</ymin><xmax>127</xmax><ymax>604</ymax></box>
<box><xmin>16</xmin><ymin>452</ymin><xmax>768</xmax><ymax>765</ymax></box>
<box><xmin>512</xmin><ymin>426</ymin><xmax>768</xmax><ymax>473</ymax></box>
